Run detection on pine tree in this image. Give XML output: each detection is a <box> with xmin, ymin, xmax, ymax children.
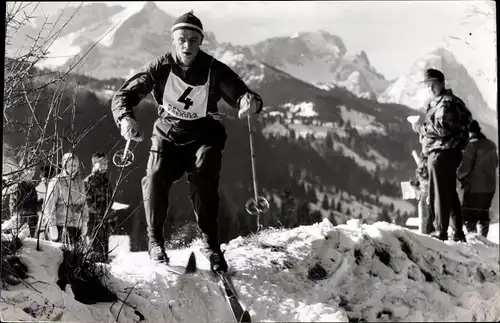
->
<box><xmin>329</xmin><ymin>197</ymin><xmax>336</xmax><ymax>210</ymax></box>
<box><xmin>308</xmin><ymin>186</ymin><xmax>318</xmax><ymax>204</ymax></box>
<box><xmin>310</xmin><ymin>210</ymin><xmax>323</xmax><ymax>224</ymax></box>
<box><xmin>336</xmin><ymin>200</ymin><xmax>342</xmax><ymax>212</ymax></box>
<box><xmin>297</xmin><ymin>201</ymin><xmax>311</xmax><ymax>225</ymax></box>
<box><xmin>325</xmin><ymin>133</ymin><xmax>334</xmax><ymax>150</ymax></box>
<box><xmin>329</xmin><ymin>211</ymin><xmax>337</xmax><ymax>226</ymax></box>
<box><xmin>377</xmin><ymin>206</ymin><xmax>392</xmax><ymax>223</ymax></box>
<box><xmin>321</xmin><ymin>195</ymin><xmax>329</xmax><ymax>210</ymax></box>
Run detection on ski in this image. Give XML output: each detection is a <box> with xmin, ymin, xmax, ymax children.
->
<box><xmin>158</xmin><ymin>252</ymin><xmax>198</xmax><ymax>276</ymax></box>
<box><xmin>217</xmin><ymin>272</ymin><xmax>251</xmax><ymax>323</ymax></box>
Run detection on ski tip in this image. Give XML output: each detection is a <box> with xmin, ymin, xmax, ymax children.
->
<box><xmin>185</xmin><ymin>251</ymin><xmax>197</xmax><ymax>274</ymax></box>
<box><xmin>240</xmin><ymin>311</ymin><xmax>252</xmax><ymax>322</ymax></box>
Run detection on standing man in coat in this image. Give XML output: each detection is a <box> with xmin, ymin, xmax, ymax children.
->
<box><xmin>84</xmin><ymin>152</ymin><xmax>114</xmax><ymax>262</ymax></box>
<box><xmin>409</xmin><ymin>68</ymin><xmax>472</xmax><ymax>241</ymax></box>
<box><xmin>111</xmin><ymin>11</ymin><xmax>263</xmax><ymax>273</ymax></box>
<box><xmin>457</xmin><ymin>120</ymin><xmax>498</xmax><ymax>238</ymax></box>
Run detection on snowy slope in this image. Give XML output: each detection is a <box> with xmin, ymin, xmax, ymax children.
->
<box><xmin>2</xmin><ymin>220</ymin><xmax>499</xmax><ymax>322</ymax></box>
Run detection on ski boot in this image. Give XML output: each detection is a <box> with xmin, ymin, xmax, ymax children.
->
<box><xmin>452</xmin><ymin>231</ymin><xmax>467</xmax><ymax>243</ymax></box>
<box><xmin>202</xmin><ymin>248</ymin><xmax>228</xmax><ymax>274</ymax></box>
<box><xmin>429</xmin><ymin>231</ymin><xmax>447</xmax><ymax>241</ymax></box>
<box><xmin>148</xmin><ymin>241</ymin><xmax>169</xmax><ymax>263</ymax></box>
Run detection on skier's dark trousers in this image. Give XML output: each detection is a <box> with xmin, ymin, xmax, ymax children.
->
<box><xmin>111</xmin><ymin>11</ymin><xmax>263</xmax><ymax>274</ymax></box>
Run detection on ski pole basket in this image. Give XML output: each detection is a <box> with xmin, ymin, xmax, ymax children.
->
<box><xmin>113</xmin><ymin>139</ymin><xmax>134</xmax><ymax>168</ymax></box>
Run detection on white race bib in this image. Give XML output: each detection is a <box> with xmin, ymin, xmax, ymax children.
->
<box><xmin>161</xmin><ymin>67</ymin><xmax>211</xmax><ymax>120</ymax></box>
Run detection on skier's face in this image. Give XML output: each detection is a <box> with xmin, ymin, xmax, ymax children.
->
<box><xmin>65</xmin><ymin>159</ymin><xmax>79</xmax><ymax>177</ymax></box>
<box><xmin>171</xmin><ymin>29</ymin><xmax>203</xmax><ymax>66</ymax></box>
<box><xmin>22</xmin><ymin>167</ymin><xmax>35</xmax><ymax>181</ymax></box>
<box><xmin>424</xmin><ymin>80</ymin><xmax>444</xmax><ymax>97</ymax></box>
<box><xmin>93</xmin><ymin>159</ymin><xmax>108</xmax><ymax>172</ymax></box>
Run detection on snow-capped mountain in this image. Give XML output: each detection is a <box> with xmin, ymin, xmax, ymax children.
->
<box><xmin>54</xmin><ymin>2</ymin><xmax>222</xmax><ymax>79</ymax></box>
<box><xmin>379</xmin><ymin>48</ymin><xmax>497</xmax><ymax>133</ymax></box>
<box><xmin>11</xmin><ymin>2</ymin><xmax>390</xmax><ymax>101</ymax></box>
<box><xmin>247</xmin><ymin>32</ymin><xmax>390</xmax><ymax>99</ymax></box>
<box><xmin>6</xmin><ymin>3</ymin><xmax>129</xmax><ymax>68</ymax></box>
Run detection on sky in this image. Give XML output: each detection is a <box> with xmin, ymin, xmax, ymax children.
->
<box><xmin>21</xmin><ymin>1</ymin><xmax>497</xmax><ymax>110</ymax></box>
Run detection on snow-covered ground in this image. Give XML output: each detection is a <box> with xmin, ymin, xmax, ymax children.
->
<box><xmin>338</xmin><ymin>105</ymin><xmax>386</xmax><ymax>136</ymax></box>
<box><xmin>487</xmin><ymin>222</ymin><xmax>499</xmax><ymax>244</ymax></box>
<box><xmin>1</xmin><ymin>220</ymin><xmax>499</xmax><ymax>322</ymax></box>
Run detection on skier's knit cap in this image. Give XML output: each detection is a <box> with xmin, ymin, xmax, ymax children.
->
<box><xmin>171</xmin><ymin>11</ymin><xmax>203</xmax><ymax>35</ymax></box>
<box><xmin>422</xmin><ymin>68</ymin><xmax>445</xmax><ymax>83</ymax></box>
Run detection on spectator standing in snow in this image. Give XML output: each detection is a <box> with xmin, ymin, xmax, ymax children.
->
<box><xmin>457</xmin><ymin>120</ymin><xmax>498</xmax><ymax>238</ymax></box>
<box><xmin>409</xmin><ymin>68</ymin><xmax>471</xmax><ymax>242</ymax></box>
<box><xmin>40</xmin><ymin>152</ymin><xmax>89</xmax><ymax>245</ymax></box>
<box><xmin>411</xmin><ymin>151</ymin><xmax>433</xmax><ymax>234</ymax></box>
<box><xmin>111</xmin><ymin>11</ymin><xmax>262</xmax><ymax>273</ymax></box>
<box><xmin>36</xmin><ymin>164</ymin><xmax>58</xmax><ymax>204</ymax></box>
<box><xmin>2</xmin><ymin>153</ymin><xmax>41</xmax><ymax>238</ymax></box>
<box><xmin>84</xmin><ymin>152</ymin><xmax>114</xmax><ymax>262</ymax></box>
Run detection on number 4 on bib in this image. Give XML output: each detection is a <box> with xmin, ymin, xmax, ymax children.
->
<box><xmin>178</xmin><ymin>87</ymin><xmax>194</xmax><ymax>110</ymax></box>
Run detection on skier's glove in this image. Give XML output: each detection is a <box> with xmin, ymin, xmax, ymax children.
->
<box><xmin>120</xmin><ymin>116</ymin><xmax>144</xmax><ymax>142</ymax></box>
<box><xmin>238</xmin><ymin>92</ymin><xmax>262</xmax><ymax>119</ymax></box>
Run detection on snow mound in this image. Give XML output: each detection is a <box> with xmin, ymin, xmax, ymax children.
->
<box><xmin>1</xmin><ymin>220</ymin><xmax>499</xmax><ymax>322</ymax></box>
<box><xmin>282</xmin><ymin>102</ymin><xmax>318</xmax><ymax>118</ymax></box>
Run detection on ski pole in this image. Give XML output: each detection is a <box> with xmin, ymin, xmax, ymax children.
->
<box><xmin>248</xmin><ymin>114</ymin><xmax>259</xmax><ymax>204</ymax></box>
<box><xmin>113</xmin><ymin>139</ymin><xmax>134</xmax><ymax>168</ymax></box>
<box><xmin>244</xmin><ymin>113</ymin><xmax>269</xmax><ymax>231</ymax></box>
<box><xmin>122</xmin><ymin>139</ymin><xmax>131</xmax><ymax>163</ymax></box>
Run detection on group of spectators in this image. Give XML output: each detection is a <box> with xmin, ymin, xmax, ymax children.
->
<box><xmin>2</xmin><ymin>151</ymin><xmax>115</xmax><ymax>262</ymax></box>
<box><xmin>410</xmin><ymin>68</ymin><xmax>498</xmax><ymax>242</ymax></box>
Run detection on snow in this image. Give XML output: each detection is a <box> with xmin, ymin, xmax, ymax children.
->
<box><xmin>338</xmin><ymin>105</ymin><xmax>386</xmax><ymax>136</ymax></box>
<box><xmin>109</xmin><ymin>235</ymin><xmax>131</xmax><ymax>258</ymax></box>
<box><xmin>282</xmin><ymin>102</ymin><xmax>318</xmax><ymax>118</ymax></box>
<box><xmin>366</xmin><ymin>148</ymin><xmax>390</xmax><ymax>168</ymax></box>
<box><xmin>3</xmin><ymin>220</ymin><xmax>499</xmax><ymax>322</ymax></box>
<box><xmin>332</xmin><ymin>141</ymin><xmax>378</xmax><ymax>172</ymax></box>
<box><xmin>487</xmin><ymin>223</ymin><xmax>499</xmax><ymax>244</ymax></box>
<box><xmin>2</xmin><ymin>156</ymin><xmax>19</xmax><ymax>175</ymax></box>
<box><xmin>282</xmin><ymin>59</ymin><xmax>340</xmax><ymax>85</ymax></box>
<box><xmin>100</xmin><ymin>3</ymin><xmax>146</xmax><ymax>47</ymax></box>
<box><xmin>379</xmin><ymin>195</ymin><xmax>416</xmax><ymax>215</ymax></box>
<box><xmin>314</xmin><ymin>82</ymin><xmax>336</xmax><ymax>91</ymax></box>
<box><xmin>36</xmin><ymin>31</ymin><xmax>83</xmax><ymax>69</ymax></box>
<box><xmin>217</xmin><ymin>50</ymin><xmax>245</xmax><ymax>68</ymax></box>
<box><xmin>405</xmin><ymin>217</ymin><xmax>419</xmax><ymax>228</ymax></box>
<box><xmin>262</xmin><ymin>122</ymin><xmax>290</xmax><ymax>137</ymax></box>
<box><xmin>289</xmin><ymin>124</ymin><xmax>331</xmax><ymax>139</ymax></box>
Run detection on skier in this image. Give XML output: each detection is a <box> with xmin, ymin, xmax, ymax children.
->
<box><xmin>111</xmin><ymin>11</ymin><xmax>263</xmax><ymax>273</ymax></box>
<box><xmin>457</xmin><ymin>120</ymin><xmax>498</xmax><ymax>238</ymax></box>
<box><xmin>84</xmin><ymin>152</ymin><xmax>114</xmax><ymax>262</ymax></box>
<box><xmin>409</xmin><ymin>68</ymin><xmax>471</xmax><ymax>241</ymax></box>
